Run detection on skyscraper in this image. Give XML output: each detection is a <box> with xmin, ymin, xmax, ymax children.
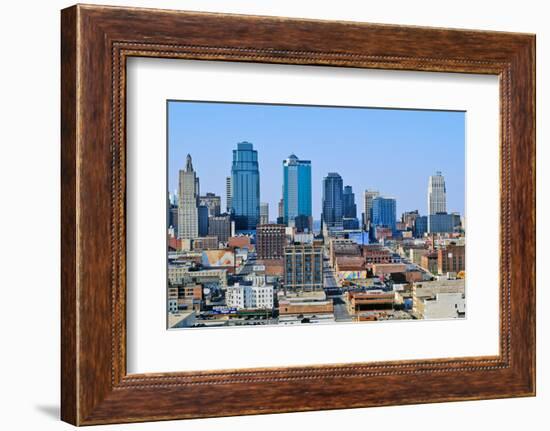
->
<box><xmin>371</xmin><ymin>196</ymin><xmax>397</xmax><ymax>232</ymax></box>
<box><xmin>363</xmin><ymin>189</ymin><xmax>379</xmax><ymax>229</ymax></box>
<box><xmin>199</xmin><ymin>192</ymin><xmax>221</xmax><ymax>217</ymax></box>
<box><xmin>197</xmin><ymin>205</ymin><xmax>209</xmax><ymax>237</ymax></box>
<box><xmin>178</xmin><ymin>154</ymin><xmax>199</xmax><ymax>239</ymax></box>
<box><xmin>225</xmin><ymin>176</ymin><xmax>232</xmax><ymax>213</ymax></box>
<box><xmin>428</xmin><ymin>171</ymin><xmax>447</xmax><ymax>215</ymax></box>
<box><xmin>231</xmin><ymin>141</ymin><xmax>260</xmax><ymax>231</ymax></box>
<box><xmin>260</xmin><ymin>202</ymin><xmax>269</xmax><ymax>225</ymax></box>
<box><xmin>277</xmin><ymin>198</ymin><xmax>284</xmax><ymax>224</ymax></box>
<box><xmin>283</xmin><ymin>154</ymin><xmax>312</xmax><ymax>229</ymax></box>
<box><xmin>402</xmin><ymin>210</ymin><xmax>419</xmax><ymax>230</ymax></box>
<box><xmin>343</xmin><ymin>185</ymin><xmax>357</xmax><ymax>219</ymax></box>
<box><xmin>168</xmin><ymin>204</ymin><xmax>178</xmax><ymax>237</ymax></box>
<box><xmin>322</xmin><ymin>173</ymin><xmax>344</xmax><ymax>229</ymax></box>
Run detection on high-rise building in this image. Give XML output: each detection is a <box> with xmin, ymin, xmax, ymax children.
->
<box><xmin>260</xmin><ymin>202</ymin><xmax>269</xmax><ymax>225</ymax></box>
<box><xmin>414</xmin><ymin>215</ymin><xmax>428</xmax><ymax>238</ymax></box>
<box><xmin>371</xmin><ymin>196</ymin><xmax>397</xmax><ymax>232</ymax></box>
<box><xmin>402</xmin><ymin>210</ymin><xmax>419</xmax><ymax>230</ymax></box>
<box><xmin>343</xmin><ymin>185</ymin><xmax>357</xmax><ymax>219</ymax></box>
<box><xmin>177</xmin><ymin>154</ymin><xmax>199</xmax><ymax>239</ymax></box>
<box><xmin>427</xmin><ymin>212</ymin><xmax>462</xmax><ymax>234</ymax></box>
<box><xmin>322</xmin><ymin>173</ymin><xmax>344</xmax><ymax>229</ymax></box>
<box><xmin>199</xmin><ymin>193</ymin><xmax>221</xmax><ymax>217</ymax></box>
<box><xmin>294</xmin><ymin>215</ymin><xmax>312</xmax><ymax>232</ymax></box>
<box><xmin>284</xmin><ymin>244</ymin><xmax>324</xmax><ymax>291</ymax></box>
<box><xmin>231</xmin><ymin>142</ymin><xmax>260</xmax><ymax>231</ymax></box>
<box><xmin>207</xmin><ymin>215</ymin><xmax>231</xmax><ymax>244</ymax></box>
<box><xmin>277</xmin><ymin>198</ymin><xmax>284</xmax><ymax>224</ymax></box>
<box><xmin>342</xmin><ymin>218</ymin><xmax>360</xmax><ymax>230</ymax></box>
<box><xmin>168</xmin><ymin>204</ymin><xmax>178</xmax><ymax>237</ymax></box>
<box><xmin>198</xmin><ymin>205</ymin><xmax>209</xmax><ymax>237</ymax></box>
<box><xmin>428</xmin><ymin>171</ymin><xmax>447</xmax><ymax>215</ymax></box>
<box><xmin>256</xmin><ymin>224</ymin><xmax>286</xmax><ymax>260</ymax></box>
<box><xmin>225</xmin><ymin>176</ymin><xmax>232</xmax><ymax>213</ymax></box>
<box><xmin>363</xmin><ymin>189</ymin><xmax>380</xmax><ymax>229</ymax></box>
<box><xmin>343</xmin><ymin>185</ymin><xmax>359</xmax><ymax>230</ymax></box>
<box><xmin>283</xmin><ymin>154</ymin><xmax>312</xmax><ymax>230</ymax></box>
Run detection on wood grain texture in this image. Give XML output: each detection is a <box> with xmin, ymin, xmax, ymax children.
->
<box><xmin>60</xmin><ymin>5</ymin><xmax>78</xmax><ymax>425</ymax></box>
<box><xmin>60</xmin><ymin>4</ymin><xmax>536</xmax><ymax>425</ymax></box>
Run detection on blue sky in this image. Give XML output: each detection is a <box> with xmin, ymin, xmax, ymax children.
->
<box><xmin>168</xmin><ymin>101</ymin><xmax>465</xmax><ymax>221</ymax></box>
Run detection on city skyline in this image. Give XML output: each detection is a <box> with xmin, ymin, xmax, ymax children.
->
<box><xmin>167</xmin><ymin>101</ymin><xmax>467</xmax><ymax>329</ymax></box>
<box><xmin>168</xmin><ymin>101</ymin><xmax>465</xmax><ymax>220</ymax></box>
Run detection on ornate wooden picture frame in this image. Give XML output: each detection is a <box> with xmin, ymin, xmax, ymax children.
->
<box><xmin>61</xmin><ymin>4</ymin><xmax>535</xmax><ymax>425</ymax></box>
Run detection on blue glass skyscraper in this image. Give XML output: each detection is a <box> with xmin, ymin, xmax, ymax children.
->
<box><xmin>197</xmin><ymin>205</ymin><xmax>209</xmax><ymax>237</ymax></box>
<box><xmin>231</xmin><ymin>141</ymin><xmax>260</xmax><ymax>231</ymax></box>
<box><xmin>322</xmin><ymin>173</ymin><xmax>344</xmax><ymax>229</ymax></box>
<box><xmin>371</xmin><ymin>196</ymin><xmax>397</xmax><ymax>232</ymax></box>
<box><xmin>343</xmin><ymin>185</ymin><xmax>357</xmax><ymax>219</ymax></box>
<box><xmin>283</xmin><ymin>154</ymin><xmax>312</xmax><ymax>230</ymax></box>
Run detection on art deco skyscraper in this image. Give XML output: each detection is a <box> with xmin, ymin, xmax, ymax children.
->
<box><xmin>428</xmin><ymin>171</ymin><xmax>447</xmax><ymax>215</ymax></box>
<box><xmin>231</xmin><ymin>141</ymin><xmax>260</xmax><ymax>231</ymax></box>
<box><xmin>178</xmin><ymin>154</ymin><xmax>199</xmax><ymax>239</ymax></box>
<box><xmin>283</xmin><ymin>154</ymin><xmax>312</xmax><ymax>229</ymax></box>
<box><xmin>322</xmin><ymin>173</ymin><xmax>344</xmax><ymax>229</ymax></box>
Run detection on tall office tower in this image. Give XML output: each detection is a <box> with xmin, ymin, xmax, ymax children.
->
<box><xmin>414</xmin><ymin>215</ymin><xmax>428</xmax><ymax>238</ymax></box>
<box><xmin>284</xmin><ymin>244</ymin><xmax>324</xmax><ymax>291</ymax></box>
<box><xmin>225</xmin><ymin>176</ymin><xmax>232</xmax><ymax>213</ymax></box>
<box><xmin>260</xmin><ymin>202</ymin><xmax>269</xmax><ymax>225</ymax></box>
<box><xmin>199</xmin><ymin>192</ymin><xmax>221</xmax><ymax>217</ymax></box>
<box><xmin>371</xmin><ymin>196</ymin><xmax>397</xmax><ymax>232</ymax></box>
<box><xmin>168</xmin><ymin>204</ymin><xmax>178</xmax><ymax>237</ymax></box>
<box><xmin>283</xmin><ymin>154</ymin><xmax>312</xmax><ymax>230</ymax></box>
<box><xmin>277</xmin><ymin>198</ymin><xmax>284</xmax><ymax>224</ymax></box>
<box><xmin>256</xmin><ymin>224</ymin><xmax>286</xmax><ymax>260</ymax></box>
<box><xmin>428</xmin><ymin>171</ymin><xmax>447</xmax><ymax>215</ymax></box>
<box><xmin>343</xmin><ymin>185</ymin><xmax>357</xmax><ymax>218</ymax></box>
<box><xmin>231</xmin><ymin>141</ymin><xmax>260</xmax><ymax>231</ymax></box>
<box><xmin>363</xmin><ymin>189</ymin><xmax>380</xmax><ymax>229</ymax></box>
<box><xmin>321</xmin><ymin>173</ymin><xmax>344</xmax><ymax>229</ymax></box>
<box><xmin>197</xmin><ymin>205</ymin><xmax>209</xmax><ymax>237</ymax></box>
<box><xmin>402</xmin><ymin>210</ymin><xmax>419</xmax><ymax>230</ymax></box>
<box><xmin>207</xmin><ymin>215</ymin><xmax>231</xmax><ymax>243</ymax></box>
<box><xmin>177</xmin><ymin>154</ymin><xmax>199</xmax><ymax>239</ymax></box>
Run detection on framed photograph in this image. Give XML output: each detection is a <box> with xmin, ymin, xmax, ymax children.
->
<box><xmin>61</xmin><ymin>4</ymin><xmax>536</xmax><ymax>425</ymax></box>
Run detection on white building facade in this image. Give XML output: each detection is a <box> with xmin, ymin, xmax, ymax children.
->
<box><xmin>427</xmin><ymin>171</ymin><xmax>447</xmax><ymax>215</ymax></box>
<box><xmin>226</xmin><ymin>281</ymin><xmax>274</xmax><ymax>310</ymax></box>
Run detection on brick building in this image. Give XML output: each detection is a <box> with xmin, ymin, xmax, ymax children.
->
<box><xmin>437</xmin><ymin>243</ymin><xmax>465</xmax><ymax>274</ymax></box>
<box><xmin>256</xmin><ymin>224</ymin><xmax>286</xmax><ymax>259</ymax></box>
